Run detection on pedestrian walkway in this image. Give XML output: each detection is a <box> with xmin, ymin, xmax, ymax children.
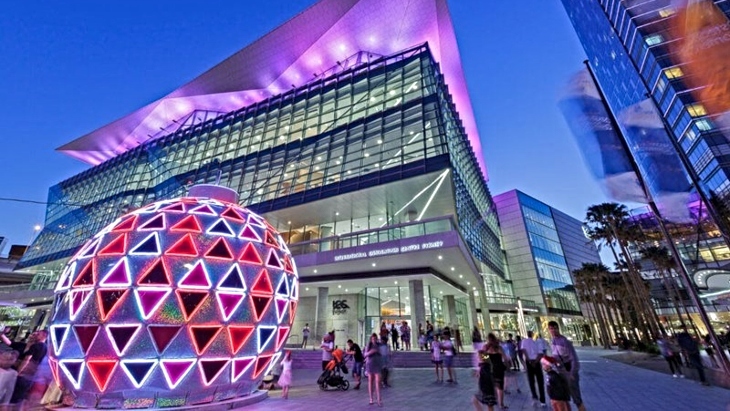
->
<box><xmin>239</xmin><ymin>348</ymin><xmax>729</xmax><ymax>410</ymax></box>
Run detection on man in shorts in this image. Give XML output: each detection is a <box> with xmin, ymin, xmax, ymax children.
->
<box><xmin>346</xmin><ymin>339</ymin><xmax>364</xmax><ymax>390</ymax></box>
<box><xmin>548</xmin><ymin>321</ymin><xmax>586</xmax><ymax>411</ymax></box>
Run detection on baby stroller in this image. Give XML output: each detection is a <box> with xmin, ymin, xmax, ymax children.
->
<box><xmin>317</xmin><ymin>348</ymin><xmax>350</xmax><ymax>391</ymax></box>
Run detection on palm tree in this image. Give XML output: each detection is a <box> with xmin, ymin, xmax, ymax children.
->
<box><xmin>639</xmin><ymin>245</ymin><xmax>687</xmax><ymax>327</ymax></box>
<box><xmin>573</xmin><ymin>262</ymin><xmax>612</xmax><ymax>349</ymax></box>
<box><xmin>585</xmin><ymin>203</ymin><xmax>661</xmax><ymax>341</ymax></box>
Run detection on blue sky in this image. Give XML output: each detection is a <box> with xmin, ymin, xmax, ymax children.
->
<box><xmin>0</xmin><ymin>0</ymin><xmax>607</xmax><ymax>252</ymax></box>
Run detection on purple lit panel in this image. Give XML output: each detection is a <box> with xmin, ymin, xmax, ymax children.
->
<box><xmin>57</xmin><ymin>0</ymin><xmax>487</xmax><ymax>179</ymax></box>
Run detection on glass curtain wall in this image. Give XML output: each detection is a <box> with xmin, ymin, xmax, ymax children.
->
<box><xmin>359</xmin><ymin>285</ymin><xmax>447</xmax><ymax>341</ymax></box>
<box><xmin>519</xmin><ymin>193</ymin><xmax>581</xmax><ymax>315</ymax></box>
<box><xmin>22</xmin><ymin>45</ymin><xmax>445</xmax><ymax>269</ymax></box>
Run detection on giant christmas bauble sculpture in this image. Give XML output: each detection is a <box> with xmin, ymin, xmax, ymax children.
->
<box><xmin>49</xmin><ymin>185</ymin><xmax>298</xmax><ymax>409</ymax></box>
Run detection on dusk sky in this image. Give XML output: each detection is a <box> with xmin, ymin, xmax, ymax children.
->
<box><xmin>0</xmin><ymin>0</ymin><xmax>608</xmax><ymax>253</ymax></box>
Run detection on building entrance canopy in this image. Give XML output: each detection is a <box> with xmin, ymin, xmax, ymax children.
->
<box><xmin>295</xmin><ymin>227</ymin><xmax>479</xmax><ymax>297</ymax></box>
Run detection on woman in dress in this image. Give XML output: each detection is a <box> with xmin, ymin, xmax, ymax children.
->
<box><xmin>364</xmin><ymin>333</ymin><xmax>383</xmax><ymax>406</ymax></box>
<box><xmin>485</xmin><ymin>333</ymin><xmax>510</xmax><ymax>410</ymax></box>
<box><xmin>472</xmin><ymin>345</ymin><xmax>497</xmax><ymax>411</ymax></box>
<box><xmin>278</xmin><ymin>350</ymin><xmax>292</xmax><ymax>399</ymax></box>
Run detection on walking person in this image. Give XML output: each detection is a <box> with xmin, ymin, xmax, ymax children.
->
<box><xmin>472</xmin><ymin>326</ymin><xmax>484</xmax><ymax>373</ymax></box>
<box><xmin>472</xmin><ymin>345</ymin><xmax>497</xmax><ymax>411</ymax></box>
<box><xmin>703</xmin><ymin>334</ymin><xmax>720</xmax><ymax>368</ymax></box>
<box><xmin>379</xmin><ymin>336</ymin><xmax>392</xmax><ymax>388</ymax></box>
<box><xmin>455</xmin><ymin>328</ymin><xmax>463</xmax><ymax>353</ymax></box>
<box><xmin>390</xmin><ymin>325</ymin><xmax>399</xmax><ymax>351</ymax></box>
<box><xmin>401</xmin><ymin>321</ymin><xmax>411</xmax><ymax>351</ymax></box>
<box><xmin>521</xmin><ymin>331</ymin><xmax>546</xmax><ymax>407</ymax></box>
<box><xmin>441</xmin><ymin>333</ymin><xmax>458</xmax><ymax>384</ymax></box>
<box><xmin>548</xmin><ymin>321</ymin><xmax>586</xmax><ymax>411</ymax></box>
<box><xmin>503</xmin><ymin>334</ymin><xmax>518</xmax><ymax>371</ymax></box>
<box><xmin>0</xmin><ymin>350</ymin><xmax>19</xmax><ymax>405</ymax></box>
<box><xmin>320</xmin><ymin>334</ymin><xmax>334</xmax><ymax>371</ymax></box>
<box><xmin>657</xmin><ymin>333</ymin><xmax>684</xmax><ymax>378</ymax></box>
<box><xmin>301</xmin><ymin>323</ymin><xmax>310</xmax><ymax>349</ymax></box>
<box><xmin>346</xmin><ymin>339</ymin><xmax>364</xmax><ymax>390</ymax></box>
<box><xmin>278</xmin><ymin>350</ymin><xmax>293</xmax><ymax>399</ymax></box>
<box><xmin>515</xmin><ymin>335</ymin><xmax>526</xmax><ymax>371</ymax></box>
<box><xmin>364</xmin><ymin>334</ymin><xmax>382</xmax><ymax>407</ymax></box>
<box><xmin>677</xmin><ymin>325</ymin><xmax>709</xmax><ymax>386</ymax></box>
<box><xmin>431</xmin><ymin>332</ymin><xmax>443</xmax><ymax>383</ymax></box>
<box><xmin>10</xmin><ymin>329</ymin><xmax>48</xmax><ymax>407</ymax></box>
<box><xmin>426</xmin><ymin>321</ymin><xmax>434</xmax><ymax>350</ymax></box>
<box><xmin>485</xmin><ymin>333</ymin><xmax>509</xmax><ymax>410</ymax></box>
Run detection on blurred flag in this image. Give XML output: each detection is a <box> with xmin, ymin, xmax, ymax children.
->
<box><xmin>616</xmin><ymin>99</ymin><xmax>692</xmax><ymax>222</ymax></box>
<box><xmin>558</xmin><ymin>69</ymin><xmax>648</xmax><ymax>203</ymax></box>
<box><xmin>668</xmin><ymin>0</ymin><xmax>730</xmax><ymax>131</ymax></box>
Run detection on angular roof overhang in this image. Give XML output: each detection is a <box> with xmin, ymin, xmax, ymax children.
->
<box><xmin>57</xmin><ymin>0</ymin><xmax>487</xmax><ymax>179</ymax></box>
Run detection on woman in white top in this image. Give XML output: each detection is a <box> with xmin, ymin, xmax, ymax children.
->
<box><xmin>441</xmin><ymin>334</ymin><xmax>457</xmax><ymax>383</ymax></box>
<box><xmin>364</xmin><ymin>334</ymin><xmax>383</xmax><ymax>406</ymax></box>
<box><xmin>278</xmin><ymin>350</ymin><xmax>293</xmax><ymax>399</ymax></box>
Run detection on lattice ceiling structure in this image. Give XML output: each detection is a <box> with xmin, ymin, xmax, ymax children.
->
<box><xmin>49</xmin><ymin>193</ymin><xmax>298</xmax><ymax>409</ymax></box>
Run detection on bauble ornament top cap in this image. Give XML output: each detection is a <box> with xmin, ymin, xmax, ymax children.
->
<box><xmin>188</xmin><ymin>184</ymin><xmax>239</xmax><ymax>204</ymax></box>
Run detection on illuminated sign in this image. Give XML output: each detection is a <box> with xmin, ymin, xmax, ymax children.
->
<box><xmin>333</xmin><ymin>240</ymin><xmax>445</xmax><ymax>262</ymax></box>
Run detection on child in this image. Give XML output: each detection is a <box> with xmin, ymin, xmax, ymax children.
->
<box><xmin>418</xmin><ymin>332</ymin><xmax>426</xmax><ymax>351</ymax></box>
<box><xmin>431</xmin><ymin>335</ymin><xmax>443</xmax><ymax>383</ymax></box>
<box><xmin>541</xmin><ymin>356</ymin><xmax>570</xmax><ymax>411</ymax></box>
<box><xmin>278</xmin><ymin>350</ymin><xmax>292</xmax><ymax>399</ymax></box>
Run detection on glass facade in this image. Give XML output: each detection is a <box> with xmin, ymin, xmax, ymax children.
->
<box><xmin>561</xmin><ymin>0</ymin><xmax>730</xmax><ymax>268</ymax></box>
<box><xmin>21</xmin><ymin>44</ymin><xmax>506</xmax><ymax>299</ymax></box>
<box><xmin>518</xmin><ymin>192</ymin><xmax>581</xmax><ymax>315</ymax></box>
<box><xmin>359</xmin><ymin>285</ymin><xmax>450</xmax><ymax>339</ymax></box>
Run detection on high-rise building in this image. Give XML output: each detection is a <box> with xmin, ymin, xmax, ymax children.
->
<box><xmin>14</xmin><ymin>0</ymin><xmax>513</xmax><ymax>344</ymax></box>
<box><xmin>494</xmin><ymin>190</ymin><xmax>600</xmax><ymax>340</ymax></box>
<box><xmin>561</xmin><ymin>1</ymin><xmax>730</xmax><ymax>210</ymax></box>
<box><xmin>561</xmin><ymin>0</ymin><xmax>730</xmax><ymax>331</ymax></box>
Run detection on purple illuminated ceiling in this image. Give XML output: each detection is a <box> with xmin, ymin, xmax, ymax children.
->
<box><xmin>58</xmin><ymin>0</ymin><xmax>488</xmax><ymax>179</ymax></box>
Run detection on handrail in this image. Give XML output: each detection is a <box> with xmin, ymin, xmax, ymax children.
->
<box><xmin>288</xmin><ymin>215</ymin><xmax>456</xmax><ymax>256</ymax></box>
<box><xmin>485</xmin><ymin>294</ymin><xmax>539</xmax><ymax>309</ymax></box>
<box><xmin>0</xmin><ymin>281</ymin><xmax>56</xmax><ymax>294</ymax></box>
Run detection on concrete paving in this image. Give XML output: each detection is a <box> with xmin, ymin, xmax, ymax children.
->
<box><xmin>239</xmin><ymin>348</ymin><xmax>730</xmax><ymax>410</ymax></box>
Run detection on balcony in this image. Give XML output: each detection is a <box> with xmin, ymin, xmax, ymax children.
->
<box><xmin>288</xmin><ymin>215</ymin><xmax>455</xmax><ymax>256</ymax></box>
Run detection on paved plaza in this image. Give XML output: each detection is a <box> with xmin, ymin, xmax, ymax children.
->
<box><xmin>241</xmin><ymin>348</ymin><xmax>730</xmax><ymax>411</ymax></box>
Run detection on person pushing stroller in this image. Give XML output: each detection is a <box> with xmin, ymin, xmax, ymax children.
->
<box><xmin>317</xmin><ymin>347</ymin><xmax>351</xmax><ymax>391</ymax></box>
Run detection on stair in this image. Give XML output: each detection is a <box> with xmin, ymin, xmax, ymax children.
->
<box><xmin>290</xmin><ymin>348</ymin><xmax>475</xmax><ymax>369</ymax></box>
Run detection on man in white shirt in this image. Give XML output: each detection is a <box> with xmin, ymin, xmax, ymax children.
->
<box><xmin>520</xmin><ymin>331</ymin><xmax>546</xmax><ymax>407</ymax></box>
<box><xmin>549</xmin><ymin>321</ymin><xmax>586</xmax><ymax>411</ymax></box>
<box><xmin>320</xmin><ymin>334</ymin><xmax>334</xmax><ymax>371</ymax></box>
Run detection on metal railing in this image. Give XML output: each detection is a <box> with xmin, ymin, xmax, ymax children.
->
<box><xmin>0</xmin><ymin>280</ymin><xmax>56</xmax><ymax>294</ymax></box>
<box><xmin>288</xmin><ymin>215</ymin><xmax>456</xmax><ymax>256</ymax></box>
<box><xmin>485</xmin><ymin>294</ymin><xmax>539</xmax><ymax>310</ymax></box>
